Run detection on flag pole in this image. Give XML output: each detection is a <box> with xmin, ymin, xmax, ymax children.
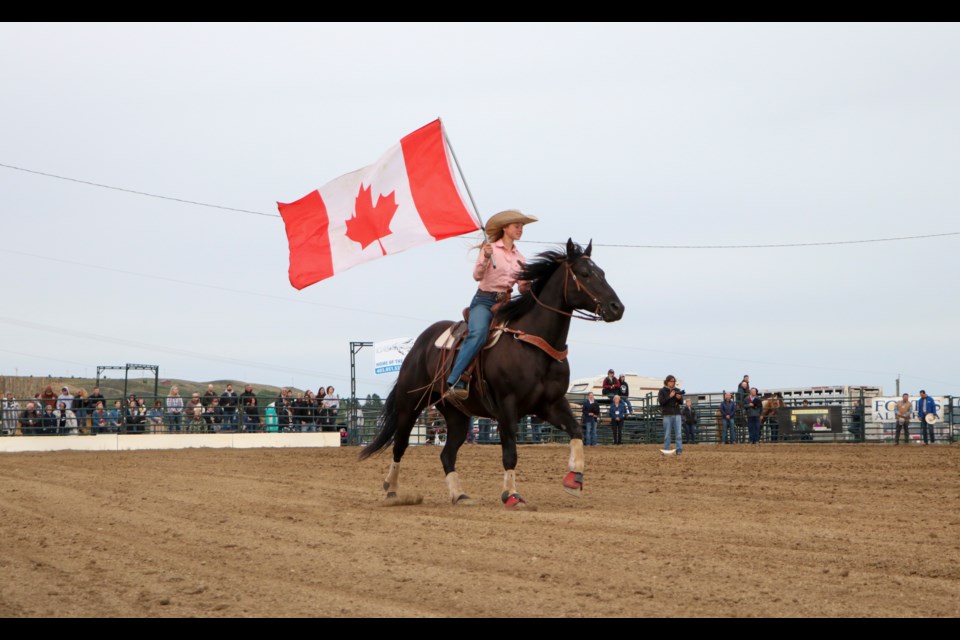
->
<box><xmin>441</xmin><ymin>119</ymin><xmax>495</xmax><ymax>266</ymax></box>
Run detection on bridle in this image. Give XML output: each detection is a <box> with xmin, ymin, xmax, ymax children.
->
<box><xmin>528</xmin><ymin>259</ymin><xmax>607</xmax><ymax>322</ymax></box>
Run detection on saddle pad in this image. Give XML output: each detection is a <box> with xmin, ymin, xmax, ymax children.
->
<box><xmin>434</xmin><ymin>322</ymin><xmax>505</xmax><ymax>350</ymax></box>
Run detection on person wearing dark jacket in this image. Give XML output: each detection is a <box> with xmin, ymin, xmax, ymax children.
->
<box><xmin>581</xmin><ymin>392</ymin><xmax>600</xmax><ymax>446</ymax></box>
<box><xmin>735</xmin><ymin>376</ymin><xmax>750</xmax><ymax>435</ymax></box>
<box><xmin>243</xmin><ymin>396</ymin><xmax>261</xmax><ymax>432</ymax></box>
<box><xmin>917</xmin><ymin>390</ymin><xmax>938</xmax><ymax>445</ymax></box>
<box><xmin>848</xmin><ymin>399</ymin><xmax>863</xmax><ymax>440</ymax></box>
<box><xmin>681</xmin><ymin>400</ymin><xmax>698</xmax><ymax>444</ymax></box>
<box><xmin>203</xmin><ymin>398</ymin><xmax>223</xmax><ymax>432</ymax></box>
<box><xmin>239</xmin><ymin>385</ymin><xmax>259</xmax><ymax>432</ymax></box>
<box><xmin>19</xmin><ymin>402</ymin><xmax>43</xmax><ymax>436</ymax></box>
<box><xmin>275</xmin><ymin>388</ymin><xmax>293</xmax><ymax>432</ymax></box>
<box><xmin>41</xmin><ymin>403</ymin><xmax>59</xmax><ymax>435</ymax></box>
<box><xmin>617</xmin><ymin>375</ymin><xmax>633</xmax><ymax>414</ymax></box>
<box><xmin>658</xmin><ymin>375</ymin><xmax>684</xmax><ymax>455</ymax></box>
<box><xmin>220</xmin><ymin>384</ymin><xmax>239</xmax><ymax>432</ymax></box>
<box><xmin>719</xmin><ymin>392</ymin><xmax>737</xmax><ymax>444</ymax></box>
<box><xmin>746</xmin><ymin>387</ymin><xmax>763</xmax><ymax>444</ymax></box>
<box><xmin>87</xmin><ymin>387</ymin><xmax>106</xmax><ymax>407</ymax></box>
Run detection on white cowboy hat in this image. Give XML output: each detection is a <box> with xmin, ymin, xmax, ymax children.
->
<box><xmin>485</xmin><ymin>209</ymin><xmax>538</xmax><ymax>242</ymax></box>
<box><xmin>924</xmin><ymin>414</ymin><xmax>937</xmax><ymax>425</ymax></box>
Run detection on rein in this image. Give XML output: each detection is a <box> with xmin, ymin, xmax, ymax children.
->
<box><xmin>528</xmin><ymin>261</ymin><xmax>605</xmax><ymax>322</ymax></box>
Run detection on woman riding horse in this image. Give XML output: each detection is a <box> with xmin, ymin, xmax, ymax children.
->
<box><xmin>359</xmin><ymin>238</ymin><xmax>624</xmax><ymax>509</ymax></box>
<box><xmin>444</xmin><ymin>209</ymin><xmax>537</xmax><ymax>401</ymax></box>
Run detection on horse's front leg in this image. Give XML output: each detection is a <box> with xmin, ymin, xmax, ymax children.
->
<box><xmin>496</xmin><ymin>401</ymin><xmax>529</xmax><ymax>510</ymax></box>
<box><xmin>539</xmin><ymin>404</ymin><xmax>585</xmax><ymax>497</ymax></box>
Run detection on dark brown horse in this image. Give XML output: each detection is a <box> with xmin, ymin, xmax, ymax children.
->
<box><xmin>359</xmin><ymin>239</ymin><xmax>624</xmax><ymax>509</ymax></box>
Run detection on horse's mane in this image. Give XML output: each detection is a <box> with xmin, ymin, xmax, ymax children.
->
<box><xmin>495</xmin><ymin>243</ymin><xmax>586</xmax><ymax>324</ymax></box>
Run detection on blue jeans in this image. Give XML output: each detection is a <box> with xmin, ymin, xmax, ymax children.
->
<box><xmin>747</xmin><ymin>416</ymin><xmax>761</xmax><ymax>443</ymax></box>
<box><xmin>222</xmin><ymin>410</ymin><xmax>237</xmax><ymax>431</ymax></box>
<box><xmin>663</xmin><ymin>414</ymin><xmax>682</xmax><ymax>452</ymax></box>
<box><xmin>722</xmin><ymin>417</ymin><xmax>736</xmax><ymax>443</ymax></box>
<box><xmin>446</xmin><ymin>290</ymin><xmax>496</xmax><ymax>386</ymax></box>
<box><xmin>243</xmin><ymin>414</ymin><xmax>259</xmax><ymax>432</ymax></box>
<box><xmin>583</xmin><ymin>418</ymin><xmax>597</xmax><ymax>446</ymax></box>
<box><xmin>166</xmin><ymin>413</ymin><xmax>182</xmax><ymax>433</ymax></box>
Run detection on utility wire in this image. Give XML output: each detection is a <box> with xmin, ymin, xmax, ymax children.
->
<box><xmin>3</xmin><ymin>161</ymin><xmax>957</xmax><ymax>249</ymax></box>
<box><xmin>582</xmin><ymin>233</ymin><xmax>960</xmax><ymax>249</ymax></box>
<box><xmin>0</xmin><ymin>162</ymin><xmax>274</xmax><ymax>218</ymax></box>
<box><xmin>0</xmin><ymin>248</ymin><xmax>432</xmax><ymax>324</ymax></box>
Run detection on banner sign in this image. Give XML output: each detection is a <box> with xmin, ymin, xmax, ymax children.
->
<box><xmin>777</xmin><ymin>406</ymin><xmax>843</xmax><ymax>435</ymax></box>
<box><xmin>870</xmin><ymin>396</ymin><xmax>943</xmax><ymax>422</ymax></box>
<box><xmin>374</xmin><ymin>338</ymin><xmax>415</xmax><ymax>375</ymax></box>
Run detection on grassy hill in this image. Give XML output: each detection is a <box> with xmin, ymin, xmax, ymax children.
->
<box><xmin>0</xmin><ymin>374</ymin><xmax>306</xmax><ymax>404</ymax></box>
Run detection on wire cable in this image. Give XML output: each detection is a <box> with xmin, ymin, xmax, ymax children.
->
<box><xmin>3</xmin><ymin>161</ymin><xmax>957</xmax><ymax>249</ymax></box>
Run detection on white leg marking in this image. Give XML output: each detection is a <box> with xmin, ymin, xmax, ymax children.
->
<box><xmin>569</xmin><ymin>438</ymin><xmax>584</xmax><ymax>473</ymax></box>
<box><xmin>445</xmin><ymin>471</ymin><xmax>464</xmax><ymax>503</ymax></box>
<box><xmin>384</xmin><ymin>461</ymin><xmax>400</xmax><ymax>494</ymax></box>
<box><xmin>503</xmin><ymin>469</ymin><xmax>518</xmax><ymax>495</ymax></box>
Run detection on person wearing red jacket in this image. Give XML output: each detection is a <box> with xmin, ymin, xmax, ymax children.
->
<box><xmin>601</xmin><ymin>369</ymin><xmax>619</xmax><ymax>399</ymax></box>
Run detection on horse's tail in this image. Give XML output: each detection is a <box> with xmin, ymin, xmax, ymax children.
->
<box><xmin>358</xmin><ymin>386</ymin><xmax>400</xmax><ymax>461</ymax></box>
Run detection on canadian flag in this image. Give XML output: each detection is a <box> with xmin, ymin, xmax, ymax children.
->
<box><xmin>278</xmin><ymin>119</ymin><xmax>481</xmax><ymax>290</ymax></box>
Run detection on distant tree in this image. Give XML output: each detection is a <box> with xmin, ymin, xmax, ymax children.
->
<box><xmin>364</xmin><ymin>394</ymin><xmax>383</xmax><ymax>414</ymax></box>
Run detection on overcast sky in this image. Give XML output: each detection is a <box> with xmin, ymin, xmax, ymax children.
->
<box><xmin>1</xmin><ymin>22</ymin><xmax>958</xmax><ymax>400</ymax></box>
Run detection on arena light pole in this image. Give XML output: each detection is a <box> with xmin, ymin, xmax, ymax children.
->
<box><xmin>349</xmin><ymin>342</ymin><xmax>373</xmax><ymax>446</ymax></box>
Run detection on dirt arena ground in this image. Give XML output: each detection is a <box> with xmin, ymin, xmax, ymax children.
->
<box><xmin>0</xmin><ymin>442</ymin><xmax>957</xmax><ymax>618</ymax></box>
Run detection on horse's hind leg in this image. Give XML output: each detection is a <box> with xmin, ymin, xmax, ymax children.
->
<box><xmin>383</xmin><ymin>460</ymin><xmax>401</xmax><ymax>499</ymax></box>
<box><xmin>437</xmin><ymin>408</ymin><xmax>475</xmax><ymax>505</ymax></box>
<box><xmin>382</xmin><ymin>394</ymin><xmax>428</xmax><ymax>500</ymax></box>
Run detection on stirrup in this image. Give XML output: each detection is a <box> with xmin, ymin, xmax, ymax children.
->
<box><xmin>444</xmin><ymin>381</ymin><xmax>469</xmax><ymax>401</ymax></box>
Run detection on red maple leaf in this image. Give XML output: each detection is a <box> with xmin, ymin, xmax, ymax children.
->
<box><xmin>344</xmin><ymin>185</ymin><xmax>398</xmax><ymax>256</ymax></box>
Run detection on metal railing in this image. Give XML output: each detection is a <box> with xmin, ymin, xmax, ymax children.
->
<box><xmin>4</xmin><ymin>392</ymin><xmax>956</xmax><ymax>445</ymax></box>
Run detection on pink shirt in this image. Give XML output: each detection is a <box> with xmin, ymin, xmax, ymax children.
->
<box><xmin>473</xmin><ymin>240</ymin><xmax>527</xmax><ymax>293</ymax></box>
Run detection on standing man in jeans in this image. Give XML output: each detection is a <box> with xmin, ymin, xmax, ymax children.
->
<box><xmin>719</xmin><ymin>391</ymin><xmax>737</xmax><ymax>444</ymax></box>
<box><xmin>658</xmin><ymin>375</ymin><xmax>683</xmax><ymax>455</ymax></box>
<box><xmin>894</xmin><ymin>393</ymin><xmax>912</xmax><ymax>445</ymax></box>
<box><xmin>220</xmin><ymin>384</ymin><xmax>239</xmax><ymax>432</ymax></box>
<box><xmin>917</xmin><ymin>390</ymin><xmax>938</xmax><ymax>445</ymax></box>
<box><xmin>581</xmin><ymin>392</ymin><xmax>600</xmax><ymax>446</ymax></box>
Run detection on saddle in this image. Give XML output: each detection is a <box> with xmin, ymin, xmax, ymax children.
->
<box><xmin>433</xmin><ymin>303</ymin><xmax>569</xmax><ymax>394</ymax></box>
<box><xmin>432</xmin><ymin>305</ymin><xmax>508</xmax><ymax>390</ymax></box>
<box><xmin>433</xmin><ymin>314</ymin><xmax>507</xmax><ymax>352</ymax></box>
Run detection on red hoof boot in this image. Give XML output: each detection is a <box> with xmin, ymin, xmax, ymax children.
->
<box><xmin>502</xmin><ymin>492</ymin><xmax>527</xmax><ymax>510</ymax></box>
<box><xmin>563</xmin><ymin>471</ymin><xmax>583</xmax><ymax>496</ymax></box>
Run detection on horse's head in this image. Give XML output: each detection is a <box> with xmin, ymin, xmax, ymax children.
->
<box><xmin>496</xmin><ymin>239</ymin><xmax>625</xmax><ymax>325</ymax></box>
<box><xmin>561</xmin><ymin>238</ymin><xmax>624</xmax><ymax>322</ymax></box>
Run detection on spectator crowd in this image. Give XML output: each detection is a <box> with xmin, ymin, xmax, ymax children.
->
<box><xmin>1</xmin><ymin>382</ymin><xmax>350</xmax><ymax>438</ymax></box>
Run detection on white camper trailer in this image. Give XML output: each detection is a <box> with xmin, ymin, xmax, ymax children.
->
<box><xmin>566</xmin><ymin>373</ymin><xmax>675</xmax><ymax>410</ymax></box>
